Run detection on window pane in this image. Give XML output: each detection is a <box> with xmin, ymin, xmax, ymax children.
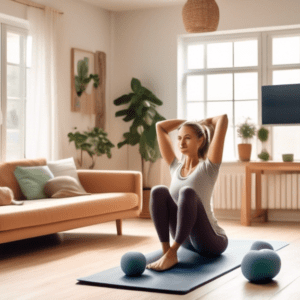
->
<box><xmin>187</xmin><ymin>75</ymin><xmax>204</xmax><ymax>101</ymax></box>
<box><xmin>235</xmin><ymin>100</ymin><xmax>258</xmax><ymax>126</ymax></box>
<box><xmin>207</xmin><ymin>101</ymin><xmax>235</xmax><ymax>161</ymax></box>
<box><xmin>273</xmin><ymin>126</ymin><xmax>300</xmax><ymax>161</ymax></box>
<box><xmin>234</xmin><ymin>40</ymin><xmax>258</xmax><ymax>67</ymax></box>
<box><xmin>187</xmin><ymin>102</ymin><xmax>205</xmax><ymax>121</ymax></box>
<box><xmin>27</xmin><ymin>36</ymin><xmax>32</xmax><ymax>68</ymax></box>
<box><xmin>272</xmin><ymin>36</ymin><xmax>300</xmax><ymax>65</ymax></box>
<box><xmin>187</xmin><ymin>44</ymin><xmax>204</xmax><ymax>69</ymax></box>
<box><xmin>207</xmin><ymin>73</ymin><xmax>233</xmax><ymax>100</ymax></box>
<box><xmin>207</xmin><ymin>42</ymin><xmax>233</xmax><ymax>68</ymax></box>
<box><xmin>7</xmin><ymin>32</ymin><xmax>20</xmax><ymax>64</ymax></box>
<box><xmin>234</xmin><ymin>72</ymin><xmax>258</xmax><ymax>100</ymax></box>
<box><xmin>6</xmin><ymin>99</ymin><xmax>25</xmax><ymax>162</ymax></box>
<box><xmin>273</xmin><ymin>70</ymin><xmax>300</xmax><ymax>85</ymax></box>
<box><xmin>7</xmin><ymin>65</ymin><xmax>20</xmax><ymax>98</ymax></box>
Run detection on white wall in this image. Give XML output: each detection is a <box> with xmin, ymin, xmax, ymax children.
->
<box><xmin>0</xmin><ymin>0</ymin><xmax>124</xmax><ymax>170</ymax></box>
<box><xmin>112</xmin><ymin>0</ymin><xmax>300</xmax><ymax>187</ymax></box>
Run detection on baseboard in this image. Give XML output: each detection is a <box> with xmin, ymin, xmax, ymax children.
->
<box><xmin>214</xmin><ymin>209</ymin><xmax>300</xmax><ymax>222</ymax></box>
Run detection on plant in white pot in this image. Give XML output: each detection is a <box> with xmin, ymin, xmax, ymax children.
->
<box><xmin>113</xmin><ymin>78</ymin><xmax>166</xmax><ymax>218</ymax></box>
<box><xmin>236</xmin><ymin>117</ymin><xmax>257</xmax><ymax>162</ymax></box>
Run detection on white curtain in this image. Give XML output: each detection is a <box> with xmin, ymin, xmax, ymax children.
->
<box><xmin>26</xmin><ymin>6</ymin><xmax>61</xmax><ymax>160</ymax></box>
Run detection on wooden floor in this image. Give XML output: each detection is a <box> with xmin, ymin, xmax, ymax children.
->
<box><xmin>1</xmin><ymin>218</ymin><xmax>300</xmax><ymax>300</ymax></box>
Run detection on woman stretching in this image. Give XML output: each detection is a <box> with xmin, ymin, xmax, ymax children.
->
<box><xmin>146</xmin><ymin>114</ymin><xmax>229</xmax><ymax>272</ymax></box>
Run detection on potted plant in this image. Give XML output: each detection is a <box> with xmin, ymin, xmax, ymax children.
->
<box><xmin>236</xmin><ymin>117</ymin><xmax>257</xmax><ymax>162</ymax></box>
<box><xmin>75</xmin><ymin>58</ymin><xmax>99</xmax><ymax>97</ymax></box>
<box><xmin>257</xmin><ymin>127</ymin><xmax>270</xmax><ymax>161</ymax></box>
<box><xmin>68</xmin><ymin>127</ymin><xmax>115</xmax><ymax>169</ymax></box>
<box><xmin>113</xmin><ymin>78</ymin><xmax>166</xmax><ymax>218</ymax></box>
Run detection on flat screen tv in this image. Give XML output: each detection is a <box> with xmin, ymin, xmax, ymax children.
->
<box><xmin>261</xmin><ymin>83</ymin><xmax>300</xmax><ymax>125</ymax></box>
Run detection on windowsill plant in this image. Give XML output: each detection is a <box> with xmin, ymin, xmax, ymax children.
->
<box><xmin>257</xmin><ymin>126</ymin><xmax>270</xmax><ymax>161</ymax></box>
<box><xmin>236</xmin><ymin>117</ymin><xmax>257</xmax><ymax>162</ymax></box>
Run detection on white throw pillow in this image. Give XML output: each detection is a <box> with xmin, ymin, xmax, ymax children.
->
<box><xmin>47</xmin><ymin>157</ymin><xmax>86</xmax><ymax>192</ymax></box>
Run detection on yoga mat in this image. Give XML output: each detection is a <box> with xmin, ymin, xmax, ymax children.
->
<box><xmin>77</xmin><ymin>239</ymin><xmax>289</xmax><ymax>295</ymax></box>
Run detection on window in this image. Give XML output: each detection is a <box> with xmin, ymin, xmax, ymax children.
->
<box><xmin>0</xmin><ymin>23</ymin><xmax>30</xmax><ymax>162</ymax></box>
<box><xmin>268</xmin><ymin>32</ymin><xmax>300</xmax><ymax>161</ymax></box>
<box><xmin>178</xmin><ymin>26</ymin><xmax>300</xmax><ymax>162</ymax></box>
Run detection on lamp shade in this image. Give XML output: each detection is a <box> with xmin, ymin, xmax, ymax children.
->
<box><xmin>182</xmin><ymin>0</ymin><xmax>220</xmax><ymax>33</ymax></box>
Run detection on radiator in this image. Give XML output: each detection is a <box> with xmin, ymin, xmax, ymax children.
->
<box><xmin>212</xmin><ymin>173</ymin><xmax>300</xmax><ymax>210</ymax></box>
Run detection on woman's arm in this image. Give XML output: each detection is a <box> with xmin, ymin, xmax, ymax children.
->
<box><xmin>156</xmin><ymin>119</ymin><xmax>186</xmax><ymax>133</ymax></box>
<box><xmin>202</xmin><ymin>114</ymin><xmax>228</xmax><ymax>127</ymax></box>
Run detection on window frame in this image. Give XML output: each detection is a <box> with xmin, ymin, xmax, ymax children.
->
<box><xmin>179</xmin><ymin>32</ymin><xmax>262</xmax><ymax>162</ymax></box>
<box><xmin>178</xmin><ymin>25</ymin><xmax>300</xmax><ymax>163</ymax></box>
<box><xmin>0</xmin><ymin>20</ymin><xmax>29</xmax><ymax>162</ymax></box>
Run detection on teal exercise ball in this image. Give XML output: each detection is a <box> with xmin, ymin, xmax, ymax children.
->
<box><xmin>241</xmin><ymin>249</ymin><xmax>281</xmax><ymax>283</ymax></box>
<box><xmin>250</xmin><ymin>241</ymin><xmax>274</xmax><ymax>251</ymax></box>
<box><xmin>121</xmin><ymin>252</ymin><xmax>146</xmax><ymax>277</ymax></box>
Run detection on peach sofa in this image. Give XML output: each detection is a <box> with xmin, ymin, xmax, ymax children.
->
<box><xmin>0</xmin><ymin>158</ymin><xmax>142</xmax><ymax>244</ymax></box>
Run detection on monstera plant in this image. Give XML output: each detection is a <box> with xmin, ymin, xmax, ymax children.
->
<box><xmin>113</xmin><ymin>78</ymin><xmax>166</xmax><ymax>189</ymax></box>
<box><xmin>75</xmin><ymin>58</ymin><xmax>99</xmax><ymax>97</ymax></box>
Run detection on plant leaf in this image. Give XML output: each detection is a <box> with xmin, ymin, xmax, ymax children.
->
<box><xmin>113</xmin><ymin>93</ymin><xmax>134</xmax><ymax>106</ymax></box>
<box><xmin>131</xmin><ymin>78</ymin><xmax>142</xmax><ymax>94</ymax></box>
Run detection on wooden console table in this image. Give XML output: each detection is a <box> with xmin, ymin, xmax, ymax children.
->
<box><xmin>241</xmin><ymin>161</ymin><xmax>300</xmax><ymax>226</ymax></box>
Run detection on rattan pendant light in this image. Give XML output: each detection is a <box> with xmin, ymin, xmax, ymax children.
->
<box><xmin>182</xmin><ymin>0</ymin><xmax>220</xmax><ymax>33</ymax></box>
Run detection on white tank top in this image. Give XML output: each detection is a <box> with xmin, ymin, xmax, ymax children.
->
<box><xmin>169</xmin><ymin>156</ymin><xmax>227</xmax><ymax>238</ymax></box>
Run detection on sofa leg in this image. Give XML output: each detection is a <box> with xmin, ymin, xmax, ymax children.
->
<box><xmin>116</xmin><ymin>219</ymin><xmax>122</xmax><ymax>235</ymax></box>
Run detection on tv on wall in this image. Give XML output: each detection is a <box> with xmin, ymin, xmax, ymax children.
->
<box><xmin>261</xmin><ymin>83</ymin><xmax>300</xmax><ymax>126</ymax></box>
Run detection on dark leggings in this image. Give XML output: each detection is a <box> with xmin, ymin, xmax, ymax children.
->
<box><xmin>149</xmin><ymin>185</ymin><xmax>228</xmax><ymax>257</ymax></box>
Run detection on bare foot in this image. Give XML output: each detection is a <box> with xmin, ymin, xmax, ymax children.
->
<box><xmin>146</xmin><ymin>248</ymin><xmax>178</xmax><ymax>271</ymax></box>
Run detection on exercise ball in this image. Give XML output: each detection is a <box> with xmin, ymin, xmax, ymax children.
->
<box><xmin>241</xmin><ymin>249</ymin><xmax>281</xmax><ymax>283</ymax></box>
<box><xmin>121</xmin><ymin>252</ymin><xmax>146</xmax><ymax>277</ymax></box>
<box><xmin>250</xmin><ymin>241</ymin><xmax>274</xmax><ymax>251</ymax></box>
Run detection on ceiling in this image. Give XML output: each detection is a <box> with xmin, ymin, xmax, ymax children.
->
<box><xmin>78</xmin><ymin>0</ymin><xmax>186</xmax><ymax>12</ymax></box>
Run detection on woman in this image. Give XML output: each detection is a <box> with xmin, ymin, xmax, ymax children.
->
<box><xmin>146</xmin><ymin>114</ymin><xmax>229</xmax><ymax>272</ymax></box>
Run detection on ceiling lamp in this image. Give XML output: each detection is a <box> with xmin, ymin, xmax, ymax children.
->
<box><xmin>182</xmin><ymin>0</ymin><xmax>220</xmax><ymax>33</ymax></box>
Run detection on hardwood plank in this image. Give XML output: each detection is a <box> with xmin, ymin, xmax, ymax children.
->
<box><xmin>0</xmin><ymin>219</ymin><xmax>300</xmax><ymax>299</ymax></box>
<box><xmin>270</xmin><ymin>275</ymin><xmax>300</xmax><ymax>300</ymax></box>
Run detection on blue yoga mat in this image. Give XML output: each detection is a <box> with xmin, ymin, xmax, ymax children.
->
<box><xmin>77</xmin><ymin>239</ymin><xmax>288</xmax><ymax>295</ymax></box>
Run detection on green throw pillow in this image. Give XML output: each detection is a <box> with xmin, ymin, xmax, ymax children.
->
<box><xmin>14</xmin><ymin>165</ymin><xmax>54</xmax><ymax>200</ymax></box>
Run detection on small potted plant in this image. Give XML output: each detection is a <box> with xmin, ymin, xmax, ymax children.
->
<box><xmin>68</xmin><ymin>127</ymin><xmax>115</xmax><ymax>169</ymax></box>
<box><xmin>257</xmin><ymin>127</ymin><xmax>270</xmax><ymax>161</ymax></box>
<box><xmin>236</xmin><ymin>117</ymin><xmax>257</xmax><ymax>162</ymax></box>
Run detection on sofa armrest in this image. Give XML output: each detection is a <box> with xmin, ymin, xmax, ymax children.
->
<box><xmin>77</xmin><ymin>170</ymin><xmax>143</xmax><ymax>211</ymax></box>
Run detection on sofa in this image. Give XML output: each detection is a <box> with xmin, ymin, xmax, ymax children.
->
<box><xmin>0</xmin><ymin>158</ymin><xmax>142</xmax><ymax>245</ymax></box>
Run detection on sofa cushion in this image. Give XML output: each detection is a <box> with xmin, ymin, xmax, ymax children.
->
<box><xmin>0</xmin><ymin>193</ymin><xmax>139</xmax><ymax>231</ymax></box>
<box><xmin>14</xmin><ymin>165</ymin><xmax>54</xmax><ymax>200</ymax></box>
<box><xmin>44</xmin><ymin>176</ymin><xmax>91</xmax><ymax>198</ymax></box>
<box><xmin>47</xmin><ymin>157</ymin><xmax>86</xmax><ymax>192</ymax></box>
<box><xmin>0</xmin><ymin>158</ymin><xmax>47</xmax><ymax>200</ymax></box>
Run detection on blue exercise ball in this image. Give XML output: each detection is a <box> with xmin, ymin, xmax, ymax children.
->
<box><xmin>241</xmin><ymin>249</ymin><xmax>281</xmax><ymax>283</ymax></box>
<box><xmin>250</xmin><ymin>241</ymin><xmax>274</xmax><ymax>251</ymax></box>
<box><xmin>121</xmin><ymin>252</ymin><xmax>146</xmax><ymax>277</ymax></box>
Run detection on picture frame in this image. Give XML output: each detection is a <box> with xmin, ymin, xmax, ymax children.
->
<box><xmin>71</xmin><ymin>48</ymin><xmax>96</xmax><ymax>114</ymax></box>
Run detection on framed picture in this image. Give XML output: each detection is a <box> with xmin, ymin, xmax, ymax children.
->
<box><xmin>71</xmin><ymin>48</ymin><xmax>96</xmax><ymax>114</ymax></box>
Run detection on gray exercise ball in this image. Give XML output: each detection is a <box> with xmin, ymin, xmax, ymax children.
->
<box><xmin>241</xmin><ymin>249</ymin><xmax>281</xmax><ymax>283</ymax></box>
<box><xmin>250</xmin><ymin>241</ymin><xmax>274</xmax><ymax>251</ymax></box>
<box><xmin>121</xmin><ymin>252</ymin><xmax>147</xmax><ymax>277</ymax></box>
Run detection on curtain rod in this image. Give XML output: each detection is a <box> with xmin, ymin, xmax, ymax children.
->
<box><xmin>10</xmin><ymin>0</ymin><xmax>64</xmax><ymax>15</ymax></box>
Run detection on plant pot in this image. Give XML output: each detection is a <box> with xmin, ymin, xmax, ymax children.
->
<box><xmin>139</xmin><ymin>187</ymin><xmax>152</xmax><ymax>219</ymax></box>
<box><xmin>238</xmin><ymin>143</ymin><xmax>252</xmax><ymax>162</ymax></box>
